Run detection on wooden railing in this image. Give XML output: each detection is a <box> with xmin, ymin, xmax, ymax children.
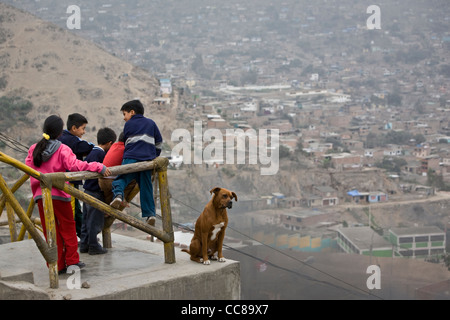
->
<box><xmin>0</xmin><ymin>151</ymin><xmax>175</xmax><ymax>289</ymax></box>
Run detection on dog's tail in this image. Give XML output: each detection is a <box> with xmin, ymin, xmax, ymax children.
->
<box><xmin>181</xmin><ymin>248</ymin><xmax>190</xmax><ymax>254</ymax></box>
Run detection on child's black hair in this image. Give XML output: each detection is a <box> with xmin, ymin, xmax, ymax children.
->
<box><xmin>67</xmin><ymin>113</ymin><xmax>88</xmax><ymax>130</ymax></box>
<box><xmin>97</xmin><ymin>127</ymin><xmax>117</xmax><ymax>145</ymax></box>
<box><xmin>32</xmin><ymin>115</ymin><xmax>64</xmax><ymax>167</ymax></box>
<box><xmin>120</xmin><ymin>100</ymin><xmax>144</xmax><ymax>115</ymax></box>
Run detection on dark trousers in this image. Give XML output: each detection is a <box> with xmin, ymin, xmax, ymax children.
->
<box><xmin>80</xmin><ymin>190</ymin><xmax>105</xmax><ymax>250</ymax></box>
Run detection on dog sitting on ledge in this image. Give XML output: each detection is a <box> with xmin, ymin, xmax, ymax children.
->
<box><xmin>182</xmin><ymin>187</ymin><xmax>237</xmax><ymax>265</ymax></box>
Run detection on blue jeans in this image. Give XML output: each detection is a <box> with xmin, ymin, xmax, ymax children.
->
<box><xmin>111</xmin><ymin>158</ymin><xmax>155</xmax><ymax>218</ymax></box>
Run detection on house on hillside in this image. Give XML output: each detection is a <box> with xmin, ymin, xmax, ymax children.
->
<box><xmin>159</xmin><ymin>78</ymin><xmax>172</xmax><ymax>97</ymax></box>
<box><xmin>420</xmin><ymin>155</ymin><xmax>440</xmax><ymax>175</ymax></box>
<box><xmin>280</xmin><ymin>209</ymin><xmax>334</xmax><ymax>229</ymax></box>
<box><xmin>367</xmin><ymin>191</ymin><xmax>388</xmax><ymax>203</ymax></box>
<box><xmin>347</xmin><ymin>189</ymin><xmax>369</xmax><ymax>204</ymax></box>
<box><xmin>313</xmin><ymin>186</ymin><xmax>339</xmax><ymax>206</ymax></box>
<box><xmin>346</xmin><ymin>189</ymin><xmax>388</xmax><ymax>204</ymax></box>
<box><xmin>323</xmin><ymin>153</ymin><xmax>362</xmax><ymax>171</ymax></box>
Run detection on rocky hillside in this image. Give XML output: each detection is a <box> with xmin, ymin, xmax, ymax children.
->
<box><xmin>0</xmin><ymin>3</ymin><xmax>173</xmax><ymax>153</ymax></box>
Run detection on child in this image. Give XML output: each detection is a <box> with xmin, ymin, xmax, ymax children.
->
<box><xmin>25</xmin><ymin>115</ymin><xmax>111</xmax><ymax>274</ymax></box>
<box><xmin>58</xmin><ymin>113</ymin><xmax>94</xmax><ymax>160</ymax></box>
<box><xmin>58</xmin><ymin>113</ymin><xmax>94</xmax><ymax>237</ymax></box>
<box><xmin>98</xmin><ymin>132</ymin><xmax>136</xmax><ymax>205</ymax></box>
<box><xmin>110</xmin><ymin>100</ymin><xmax>163</xmax><ymax>226</ymax></box>
<box><xmin>80</xmin><ymin>127</ymin><xmax>117</xmax><ymax>255</ymax></box>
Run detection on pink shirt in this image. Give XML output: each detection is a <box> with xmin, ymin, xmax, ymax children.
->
<box><xmin>26</xmin><ymin>143</ymin><xmax>106</xmax><ymax>202</ymax></box>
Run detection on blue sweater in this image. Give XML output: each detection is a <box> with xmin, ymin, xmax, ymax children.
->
<box><xmin>83</xmin><ymin>146</ymin><xmax>106</xmax><ymax>192</ymax></box>
<box><xmin>58</xmin><ymin>130</ymin><xmax>94</xmax><ymax>160</ymax></box>
<box><xmin>123</xmin><ymin>114</ymin><xmax>162</xmax><ymax>161</ymax></box>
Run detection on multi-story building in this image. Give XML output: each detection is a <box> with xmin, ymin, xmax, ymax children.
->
<box><xmin>389</xmin><ymin>227</ymin><xmax>446</xmax><ymax>259</ymax></box>
<box><xmin>336</xmin><ymin>226</ymin><xmax>446</xmax><ymax>259</ymax></box>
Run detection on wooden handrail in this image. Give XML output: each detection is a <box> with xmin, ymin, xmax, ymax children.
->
<box><xmin>0</xmin><ymin>151</ymin><xmax>175</xmax><ymax>289</ymax></box>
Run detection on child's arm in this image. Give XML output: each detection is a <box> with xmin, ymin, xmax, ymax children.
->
<box><xmin>61</xmin><ymin>144</ymin><xmax>110</xmax><ymax>176</ymax></box>
<box><xmin>72</xmin><ymin>138</ymin><xmax>94</xmax><ymax>158</ymax></box>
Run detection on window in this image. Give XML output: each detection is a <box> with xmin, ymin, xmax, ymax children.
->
<box><xmin>399</xmin><ymin>237</ymin><xmax>413</xmax><ymax>243</ymax></box>
<box><xmin>414</xmin><ymin>249</ymin><xmax>428</xmax><ymax>256</ymax></box>
<box><xmin>430</xmin><ymin>235</ymin><xmax>444</xmax><ymax>241</ymax></box>
<box><xmin>415</xmin><ymin>236</ymin><xmax>428</xmax><ymax>242</ymax></box>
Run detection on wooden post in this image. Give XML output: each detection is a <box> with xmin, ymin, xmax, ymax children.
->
<box><xmin>102</xmin><ymin>184</ymin><xmax>140</xmax><ymax>248</ymax></box>
<box><xmin>5</xmin><ymin>202</ymin><xmax>17</xmax><ymax>242</ymax></box>
<box><xmin>158</xmin><ymin>167</ymin><xmax>175</xmax><ymax>264</ymax></box>
<box><xmin>102</xmin><ymin>215</ymin><xmax>115</xmax><ymax>249</ymax></box>
<box><xmin>17</xmin><ymin>198</ymin><xmax>36</xmax><ymax>241</ymax></box>
<box><xmin>40</xmin><ymin>182</ymin><xmax>59</xmax><ymax>289</ymax></box>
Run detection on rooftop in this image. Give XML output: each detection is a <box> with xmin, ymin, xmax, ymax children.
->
<box><xmin>338</xmin><ymin>226</ymin><xmax>392</xmax><ymax>251</ymax></box>
<box><xmin>390</xmin><ymin>226</ymin><xmax>445</xmax><ymax>236</ymax></box>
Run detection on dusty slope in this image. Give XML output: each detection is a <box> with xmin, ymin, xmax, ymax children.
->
<box><xmin>0</xmin><ymin>3</ymin><xmax>172</xmax><ymax>148</ymax></box>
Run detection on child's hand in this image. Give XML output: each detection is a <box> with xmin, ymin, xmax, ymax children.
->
<box><xmin>103</xmin><ymin>167</ymin><xmax>112</xmax><ymax>177</ymax></box>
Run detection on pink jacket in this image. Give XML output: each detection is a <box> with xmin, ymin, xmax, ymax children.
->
<box><xmin>26</xmin><ymin>142</ymin><xmax>106</xmax><ymax>202</ymax></box>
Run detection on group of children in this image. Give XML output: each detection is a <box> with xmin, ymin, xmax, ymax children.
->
<box><xmin>25</xmin><ymin>100</ymin><xmax>162</xmax><ymax>274</ymax></box>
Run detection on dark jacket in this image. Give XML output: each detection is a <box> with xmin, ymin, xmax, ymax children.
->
<box><xmin>123</xmin><ymin>114</ymin><xmax>162</xmax><ymax>161</ymax></box>
<box><xmin>58</xmin><ymin>130</ymin><xmax>94</xmax><ymax>160</ymax></box>
<box><xmin>58</xmin><ymin>130</ymin><xmax>94</xmax><ymax>186</ymax></box>
<box><xmin>83</xmin><ymin>146</ymin><xmax>106</xmax><ymax>192</ymax></box>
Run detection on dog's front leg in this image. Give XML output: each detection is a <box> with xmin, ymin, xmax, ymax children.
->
<box><xmin>216</xmin><ymin>231</ymin><xmax>226</xmax><ymax>262</ymax></box>
<box><xmin>201</xmin><ymin>232</ymin><xmax>210</xmax><ymax>265</ymax></box>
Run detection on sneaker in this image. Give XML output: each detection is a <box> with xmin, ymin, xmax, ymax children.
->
<box><xmin>146</xmin><ymin>216</ymin><xmax>156</xmax><ymax>227</ymax></box>
<box><xmin>110</xmin><ymin>195</ymin><xmax>123</xmax><ymax>209</ymax></box>
<box><xmin>88</xmin><ymin>247</ymin><xmax>107</xmax><ymax>255</ymax></box>
<box><xmin>79</xmin><ymin>245</ymin><xmax>89</xmax><ymax>253</ymax></box>
<box><xmin>58</xmin><ymin>268</ymin><xmax>67</xmax><ymax>275</ymax></box>
<box><xmin>66</xmin><ymin>261</ymin><xmax>86</xmax><ymax>270</ymax></box>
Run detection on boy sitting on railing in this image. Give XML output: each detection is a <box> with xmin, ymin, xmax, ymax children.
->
<box><xmin>110</xmin><ymin>100</ymin><xmax>163</xmax><ymax>227</ymax></box>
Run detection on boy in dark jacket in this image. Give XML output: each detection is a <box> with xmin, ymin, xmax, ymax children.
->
<box><xmin>110</xmin><ymin>100</ymin><xmax>162</xmax><ymax>226</ymax></box>
<box><xmin>58</xmin><ymin>113</ymin><xmax>95</xmax><ymax>237</ymax></box>
<box><xmin>80</xmin><ymin>127</ymin><xmax>116</xmax><ymax>255</ymax></box>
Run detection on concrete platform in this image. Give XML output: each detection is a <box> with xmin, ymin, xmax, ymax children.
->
<box><xmin>0</xmin><ymin>233</ymin><xmax>240</xmax><ymax>300</ymax></box>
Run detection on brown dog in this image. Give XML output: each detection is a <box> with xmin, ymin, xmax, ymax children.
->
<box><xmin>182</xmin><ymin>187</ymin><xmax>237</xmax><ymax>265</ymax></box>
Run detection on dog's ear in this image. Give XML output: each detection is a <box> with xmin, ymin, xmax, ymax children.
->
<box><xmin>210</xmin><ymin>187</ymin><xmax>221</xmax><ymax>195</ymax></box>
<box><xmin>231</xmin><ymin>192</ymin><xmax>238</xmax><ymax>201</ymax></box>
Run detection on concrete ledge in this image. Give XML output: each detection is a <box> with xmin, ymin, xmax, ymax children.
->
<box><xmin>0</xmin><ymin>280</ymin><xmax>50</xmax><ymax>300</ymax></box>
<box><xmin>0</xmin><ymin>268</ymin><xmax>34</xmax><ymax>284</ymax></box>
<box><xmin>0</xmin><ymin>233</ymin><xmax>240</xmax><ymax>300</ymax></box>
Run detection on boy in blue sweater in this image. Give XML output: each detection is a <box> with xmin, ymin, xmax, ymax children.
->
<box><xmin>110</xmin><ymin>100</ymin><xmax>163</xmax><ymax>226</ymax></box>
<box><xmin>80</xmin><ymin>127</ymin><xmax>117</xmax><ymax>255</ymax></box>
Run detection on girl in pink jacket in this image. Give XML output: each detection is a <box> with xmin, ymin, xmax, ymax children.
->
<box><xmin>26</xmin><ymin>115</ymin><xmax>111</xmax><ymax>274</ymax></box>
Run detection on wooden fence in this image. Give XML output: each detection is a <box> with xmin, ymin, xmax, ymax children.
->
<box><xmin>0</xmin><ymin>151</ymin><xmax>175</xmax><ymax>289</ymax></box>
